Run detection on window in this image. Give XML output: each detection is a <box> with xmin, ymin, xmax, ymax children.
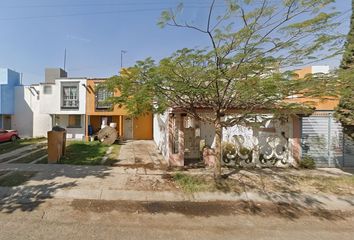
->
<box><xmin>62</xmin><ymin>85</ymin><xmax>79</xmax><ymax>109</ymax></box>
<box><xmin>95</xmin><ymin>87</ymin><xmax>113</xmax><ymax>109</ymax></box>
<box><xmin>67</xmin><ymin>115</ymin><xmax>81</xmax><ymax>128</ymax></box>
<box><xmin>43</xmin><ymin>86</ymin><xmax>52</xmax><ymax>94</ymax></box>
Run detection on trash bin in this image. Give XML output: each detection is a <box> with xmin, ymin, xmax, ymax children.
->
<box><xmin>47</xmin><ymin>126</ymin><xmax>67</xmax><ymax>163</ymax></box>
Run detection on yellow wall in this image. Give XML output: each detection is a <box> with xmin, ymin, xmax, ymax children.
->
<box><xmin>295</xmin><ymin>66</ymin><xmax>312</xmax><ymax>79</ymax></box>
<box><xmin>86</xmin><ymin>79</ymin><xmax>128</xmax><ymax>116</ymax></box>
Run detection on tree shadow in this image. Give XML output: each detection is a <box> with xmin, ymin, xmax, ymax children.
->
<box><xmin>0</xmin><ymin>182</ymin><xmax>76</xmax><ymax>213</ymax></box>
<box><xmin>215</xmin><ymin>167</ymin><xmax>354</xmax><ymax>219</ymax></box>
<box><xmin>0</xmin><ymin>164</ymin><xmax>113</xmax><ymax>213</ymax></box>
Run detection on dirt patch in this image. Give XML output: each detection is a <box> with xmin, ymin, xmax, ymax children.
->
<box><xmin>125</xmin><ymin>174</ymin><xmax>177</xmax><ymax>191</ymax></box>
<box><xmin>71</xmin><ymin>199</ymin><xmax>353</xmax><ymax>220</ymax></box>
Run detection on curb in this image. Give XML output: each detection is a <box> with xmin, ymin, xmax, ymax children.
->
<box><xmin>1</xmin><ymin>186</ymin><xmax>354</xmax><ymax>211</ymax></box>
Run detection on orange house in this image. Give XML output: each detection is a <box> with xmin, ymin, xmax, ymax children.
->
<box><xmin>85</xmin><ymin>78</ymin><xmax>153</xmax><ymax>140</ymax></box>
<box><xmin>286</xmin><ymin>66</ymin><xmax>339</xmax><ymax>111</ymax></box>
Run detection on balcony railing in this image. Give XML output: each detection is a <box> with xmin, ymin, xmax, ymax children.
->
<box><xmin>61</xmin><ymin>100</ymin><xmax>79</xmax><ymax>109</ymax></box>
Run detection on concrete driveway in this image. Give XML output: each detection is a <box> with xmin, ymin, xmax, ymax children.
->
<box><xmin>115</xmin><ymin>140</ymin><xmax>167</xmax><ymax>169</ymax></box>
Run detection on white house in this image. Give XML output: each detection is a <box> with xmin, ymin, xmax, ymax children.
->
<box><xmin>37</xmin><ymin>68</ymin><xmax>87</xmax><ymax>140</ymax></box>
<box><xmin>38</xmin><ymin>78</ymin><xmax>87</xmax><ymax>139</ymax></box>
<box><xmin>12</xmin><ymin>85</ymin><xmax>52</xmax><ymax>138</ymax></box>
<box><xmin>153</xmin><ymin>111</ymin><xmax>299</xmax><ymax>167</ymax></box>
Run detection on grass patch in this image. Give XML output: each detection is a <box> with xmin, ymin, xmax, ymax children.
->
<box><xmin>0</xmin><ymin>144</ymin><xmax>46</xmax><ymax>163</ymax></box>
<box><xmin>35</xmin><ymin>157</ymin><xmax>48</xmax><ymax>164</ymax></box>
<box><xmin>0</xmin><ymin>137</ymin><xmax>46</xmax><ymax>155</ymax></box>
<box><xmin>0</xmin><ymin>171</ymin><xmax>10</xmax><ymax>177</ymax></box>
<box><xmin>173</xmin><ymin>173</ymin><xmax>211</xmax><ymax>193</ymax></box>
<box><xmin>0</xmin><ymin>171</ymin><xmax>36</xmax><ymax>187</ymax></box>
<box><xmin>294</xmin><ymin>175</ymin><xmax>354</xmax><ymax>195</ymax></box>
<box><xmin>60</xmin><ymin>141</ymin><xmax>109</xmax><ymax>165</ymax></box>
<box><xmin>11</xmin><ymin>149</ymin><xmax>47</xmax><ymax>164</ymax></box>
<box><xmin>171</xmin><ymin>170</ymin><xmax>354</xmax><ymax>196</ymax></box>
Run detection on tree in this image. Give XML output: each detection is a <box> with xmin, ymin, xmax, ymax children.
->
<box><xmin>107</xmin><ymin>0</ymin><xmax>342</xmax><ymax>178</ymax></box>
<box><xmin>336</xmin><ymin>0</ymin><xmax>354</xmax><ymax>138</ymax></box>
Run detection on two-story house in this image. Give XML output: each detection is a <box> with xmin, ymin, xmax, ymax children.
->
<box><xmin>39</xmin><ymin>68</ymin><xmax>87</xmax><ymax>139</ymax></box>
<box><xmin>85</xmin><ymin>78</ymin><xmax>153</xmax><ymax>140</ymax></box>
<box><xmin>0</xmin><ymin>68</ymin><xmax>21</xmax><ymax>129</ymax></box>
<box><xmin>12</xmin><ymin>84</ymin><xmax>52</xmax><ymax>138</ymax></box>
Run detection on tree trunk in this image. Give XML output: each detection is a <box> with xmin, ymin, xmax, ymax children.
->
<box><xmin>214</xmin><ymin>117</ymin><xmax>222</xmax><ymax>179</ymax></box>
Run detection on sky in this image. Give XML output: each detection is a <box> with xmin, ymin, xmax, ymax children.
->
<box><xmin>0</xmin><ymin>0</ymin><xmax>352</xmax><ymax>85</ymax></box>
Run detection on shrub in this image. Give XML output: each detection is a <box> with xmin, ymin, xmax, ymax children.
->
<box><xmin>299</xmin><ymin>156</ymin><xmax>316</xmax><ymax>169</ymax></box>
<box><xmin>222</xmin><ymin>142</ymin><xmax>236</xmax><ymax>162</ymax></box>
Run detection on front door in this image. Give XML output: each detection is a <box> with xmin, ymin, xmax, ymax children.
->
<box><xmin>123</xmin><ymin>117</ymin><xmax>133</xmax><ymax>140</ymax></box>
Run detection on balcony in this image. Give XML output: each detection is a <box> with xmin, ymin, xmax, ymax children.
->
<box><xmin>61</xmin><ymin>99</ymin><xmax>79</xmax><ymax>110</ymax></box>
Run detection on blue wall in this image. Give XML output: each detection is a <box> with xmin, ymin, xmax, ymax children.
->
<box><xmin>0</xmin><ymin>68</ymin><xmax>21</xmax><ymax>114</ymax></box>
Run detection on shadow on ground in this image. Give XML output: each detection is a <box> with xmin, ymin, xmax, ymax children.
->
<box><xmin>71</xmin><ymin>199</ymin><xmax>352</xmax><ymax>221</ymax></box>
<box><xmin>0</xmin><ymin>164</ymin><xmax>113</xmax><ymax>213</ymax></box>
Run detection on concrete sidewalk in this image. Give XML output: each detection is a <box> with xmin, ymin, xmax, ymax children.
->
<box><xmin>0</xmin><ymin>163</ymin><xmax>354</xmax><ymax>211</ymax></box>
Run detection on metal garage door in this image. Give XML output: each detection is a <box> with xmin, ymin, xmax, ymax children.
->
<box><xmin>301</xmin><ymin>112</ymin><xmax>343</xmax><ymax>167</ymax></box>
<box><xmin>344</xmin><ymin>135</ymin><xmax>354</xmax><ymax>167</ymax></box>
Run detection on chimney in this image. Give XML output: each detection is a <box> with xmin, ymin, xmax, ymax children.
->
<box><xmin>45</xmin><ymin>68</ymin><xmax>67</xmax><ymax>83</ymax></box>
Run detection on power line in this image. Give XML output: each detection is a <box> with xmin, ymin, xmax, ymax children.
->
<box><xmin>0</xmin><ymin>1</ymin><xmax>222</xmax><ymax>9</ymax></box>
<box><xmin>0</xmin><ymin>5</ymin><xmax>225</xmax><ymax>21</ymax></box>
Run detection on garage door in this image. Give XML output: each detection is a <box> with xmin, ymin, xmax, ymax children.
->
<box><xmin>344</xmin><ymin>135</ymin><xmax>354</xmax><ymax>167</ymax></box>
<box><xmin>301</xmin><ymin>112</ymin><xmax>343</xmax><ymax>167</ymax></box>
<box><xmin>133</xmin><ymin>113</ymin><xmax>153</xmax><ymax>140</ymax></box>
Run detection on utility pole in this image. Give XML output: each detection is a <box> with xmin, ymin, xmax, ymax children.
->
<box><xmin>64</xmin><ymin>48</ymin><xmax>67</xmax><ymax>71</ymax></box>
<box><xmin>120</xmin><ymin>50</ymin><xmax>127</xmax><ymax>69</ymax></box>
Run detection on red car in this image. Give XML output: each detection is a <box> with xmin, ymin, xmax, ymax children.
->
<box><xmin>0</xmin><ymin>129</ymin><xmax>19</xmax><ymax>143</ymax></box>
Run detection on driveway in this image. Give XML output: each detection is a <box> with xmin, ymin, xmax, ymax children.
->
<box><xmin>115</xmin><ymin>140</ymin><xmax>167</xmax><ymax>169</ymax></box>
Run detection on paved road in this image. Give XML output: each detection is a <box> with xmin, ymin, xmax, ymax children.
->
<box><xmin>0</xmin><ymin>198</ymin><xmax>353</xmax><ymax>240</ymax></box>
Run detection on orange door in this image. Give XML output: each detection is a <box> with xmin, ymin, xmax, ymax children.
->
<box><xmin>133</xmin><ymin>113</ymin><xmax>153</xmax><ymax>140</ymax></box>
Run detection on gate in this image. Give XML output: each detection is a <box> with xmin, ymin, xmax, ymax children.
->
<box><xmin>301</xmin><ymin>112</ymin><xmax>343</xmax><ymax>167</ymax></box>
<box><xmin>344</xmin><ymin>135</ymin><xmax>354</xmax><ymax>167</ymax></box>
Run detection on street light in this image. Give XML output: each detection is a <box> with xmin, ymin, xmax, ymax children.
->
<box><xmin>121</xmin><ymin>50</ymin><xmax>127</xmax><ymax>69</ymax></box>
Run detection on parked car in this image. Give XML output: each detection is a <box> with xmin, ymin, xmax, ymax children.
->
<box><xmin>0</xmin><ymin>129</ymin><xmax>19</xmax><ymax>143</ymax></box>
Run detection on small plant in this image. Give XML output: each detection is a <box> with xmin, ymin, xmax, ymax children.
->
<box><xmin>222</xmin><ymin>142</ymin><xmax>236</xmax><ymax>163</ymax></box>
<box><xmin>299</xmin><ymin>156</ymin><xmax>316</xmax><ymax>169</ymax></box>
<box><xmin>173</xmin><ymin>172</ymin><xmax>209</xmax><ymax>193</ymax></box>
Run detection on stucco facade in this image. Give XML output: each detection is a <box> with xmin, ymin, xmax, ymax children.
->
<box><xmin>38</xmin><ymin>78</ymin><xmax>87</xmax><ymax>139</ymax></box>
<box><xmin>85</xmin><ymin>79</ymin><xmax>153</xmax><ymax>140</ymax></box>
<box><xmin>153</xmin><ymin>112</ymin><xmax>299</xmax><ymax>167</ymax></box>
<box><xmin>12</xmin><ymin>85</ymin><xmax>52</xmax><ymax>138</ymax></box>
<box><xmin>0</xmin><ymin>68</ymin><xmax>21</xmax><ymax>129</ymax></box>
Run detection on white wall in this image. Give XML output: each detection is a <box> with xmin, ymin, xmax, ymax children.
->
<box><xmin>53</xmin><ymin>114</ymin><xmax>85</xmax><ymax>139</ymax></box>
<box><xmin>39</xmin><ymin>78</ymin><xmax>87</xmax><ymax>115</ymax></box>
<box><xmin>312</xmin><ymin>66</ymin><xmax>329</xmax><ymax>74</ymax></box>
<box><xmin>153</xmin><ymin>113</ymin><xmax>169</xmax><ymax>160</ymax></box>
<box><xmin>12</xmin><ymin>86</ymin><xmax>52</xmax><ymax>138</ymax></box>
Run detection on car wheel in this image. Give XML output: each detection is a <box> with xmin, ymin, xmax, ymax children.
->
<box><xmin>10</xmin><ymin>135</ymin><xmax>17</xmax><ymax>142</ymax></box>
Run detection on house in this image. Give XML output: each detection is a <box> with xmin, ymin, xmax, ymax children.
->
<box><xmin>0</xmin><ymin>68</ymin><xmax>21</xmax><ymax>129</ymax></box>
<box><xmin>154</xmin><ymin>110</ymin><xmax>300</xmax><ymax>167</ymax></box>
<box><xmin>12</xmin><ymin>84</ymin><xmax>52</xmax><ymax>138</ymax></box>
<box><xmin>153</xmin><ymin>66</ymin><xmax>354</xmax><ymax>168</ymax></box>
<box><xmin>85</xmin><ymin>78</ymin><xmax>153</xmax><ymax>140</ymax></box>
<box><xmin>38</xmin><ymin>68</ymin><xmax>87</xmax><ymax>140</ymax></box>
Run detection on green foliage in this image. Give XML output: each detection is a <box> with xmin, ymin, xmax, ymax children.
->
<box><xmin>299</xmin><ymin>156</ymin><xmax>316</xmax><ymax>169</ymax></box>
<box><xmin>105</xmin><ymin>0</ymin><xmax>342</xmax><ymax>175</ymax></box>
<box><xmin>173</xmin><ymin>172</ymin><xmax>209</xmax><ymax>193</ymax></box>
<box><xmin>336</xmin><ymin>0</ymin><xmax>354</xmax><ymax>138</ymax></box>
